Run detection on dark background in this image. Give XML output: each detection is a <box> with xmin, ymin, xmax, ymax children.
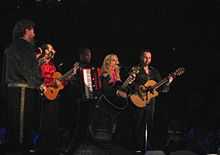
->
<box><xmin>1</xmin><ymin>0</ymin><xmax>220</xmax><ymax>138</ymax></box>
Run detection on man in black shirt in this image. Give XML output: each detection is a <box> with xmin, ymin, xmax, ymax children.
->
<box><xmin>62</xmin><ymin>48</ymin><xmax>96</xmax><ymax>154</ymax></box>
<box><xmin>4</xmin><ymin>19</ymin><xmax>43</xmax><ymax>154</ymax></box>
<box><xmin>130</xmin><ymin>49</ymin><xmax>173</xmax><ymax>154</ymax></box>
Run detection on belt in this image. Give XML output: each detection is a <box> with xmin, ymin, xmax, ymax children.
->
<box><xmin>7</xmin><ymin>83</ymin><xmax>34</xmax><ymax>89</ymax></box>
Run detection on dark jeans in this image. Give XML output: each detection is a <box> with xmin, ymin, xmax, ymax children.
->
<box><xmin>6</xmin><ymin>87</ymin><xmax>40</xmax><ymax>152</ymax></box>
<box><xmin>64</xmin><ymin>99</ymin><xmax>93</xmax><ymax>153</ymax></box>
<box><xmin>131</xmin><ymin>102</ymin><xmax>155</xmax><ymax>151</ymax></box>
<box><xmin>37</xmin><ymin>97</ymin><xmax>59</xmax><ymax>153</ymax></box>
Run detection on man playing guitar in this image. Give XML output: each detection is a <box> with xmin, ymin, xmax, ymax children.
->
<box><xmin>36</xmin><ymin>43</ymin><xmax>62</xmax><ymax>155</ymax></box>
<box><xmin>129</xmin><ymin>49</ymin><xmax>173</xmax><ymax>154</ymax></box>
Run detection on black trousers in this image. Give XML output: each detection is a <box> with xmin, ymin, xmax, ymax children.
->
<box><xmin>63</xmin><ymin>98</ymin><xmax>93</xmax><ymax>154</ymax></box>
<box><xmin>67</xmin><ymin>98</ymin><xmax>120</xmax><ymax>152</ymax></box>
<box><xmin>37</xmin><ymin>97</ymin><xmax>59</xmax><ymax>153</ymax></box>
<box><xmin>6</xmin><ymin>87</ymin><xmax>40</xmax><ymax>152</ymax></box>
<box><xmin>131</xmin><ymin>101</ymin><xmax>155</xmax><ymax>151</ymax></box>
<box><xmin>75</xmin><ymin>99</ymin><xmax>93</xmax><ymax>143</ymax></box>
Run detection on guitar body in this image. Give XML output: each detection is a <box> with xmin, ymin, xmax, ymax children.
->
<box><xmin>43</xmin><ymin>72</ymin><xmax>64</xmax><ymax>100</ymax></box>
<box><xmin>130</xmin><ymin>80</ymin><xmax>159</xmax><ymax>108</ymax></box>
<box><xmin>100</xmin><ymin>81</ymin><xmax>129</xmax><ymax>110</ymax></box>
<box><xmin>97</xmin><ymin>66</ymin><xmax>141</xmax><ymax>110</ymax></box>
<box><xmin>99</xmin><ymin>94</ymin><xmax>129</xmax><ymax>111</ymax></box>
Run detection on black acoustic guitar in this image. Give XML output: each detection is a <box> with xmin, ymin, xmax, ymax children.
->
<box><xmin>97</xmin><ymin>66</ymin><xmax>140</xmax><ymax>110</ymax></box>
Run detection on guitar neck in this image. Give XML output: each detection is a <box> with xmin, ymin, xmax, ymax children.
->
<box><xmin>120</xmin><ymin>74</ymin><xmax>135</xmax><ymax>90</ymax></box>
<box><xmin>153</xmin><ymin>78</ymin><xmax>169</xmax><ymax>90</ymax></box>
<box><xmin>121</xmin><ymin>79</ymin><xmax>130</xmax><ymax>89</ymax></box>
<box><xmin>59</xmin><ymin>68</ymin><xmax>75</xmax><ymax>81</ymax></box>
<box><xmin>151</xmin><ymin>67</ymin><xmax>184</xmax><ymax>90</ymax></box>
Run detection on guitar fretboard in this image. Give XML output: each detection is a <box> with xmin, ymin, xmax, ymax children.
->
<box><xmin>58</xmin><ymin>63</ymin><xmax>79</xmax><ymax>81</ymax></box>
<box><xmin>152</xmin><ymin>69</ymin><xmax>183</xmax><ymax>90</ymax></box>
<box><xmin>121</xmin><ymin>75</ymin><xmax>134</xmax><ymax>89</ymax></box>
<box><xmin>120</xmin><ymin>70</ymin><xmax>138</xmax><ymax>90</ymax></box>
<box><xmin>153</xmin><ymin>78</ymin><xmax>169</xmax><ymax>90</ymax></box>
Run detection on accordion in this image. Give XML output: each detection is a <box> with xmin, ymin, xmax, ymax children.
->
<box><xmin>80</xmin><ymin>67</ymin><xmax>102</xmax><ymax>100</ymax></box>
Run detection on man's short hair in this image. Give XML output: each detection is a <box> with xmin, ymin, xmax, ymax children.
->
<box><xmin>12</xmin><ymin>19</ymin><xmax>35</xmax><ymax>40</ymax></box>
<box><xmin>140</xmin><ymin>48</ymin><xmax>152</xmax><ymax>56</ymax></box>
<box><xmin>78</xmin><ymin>48</ymin><xmax>91</xmax><ymax>56</ymax></box>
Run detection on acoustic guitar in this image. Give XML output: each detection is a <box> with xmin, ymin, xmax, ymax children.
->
<box><xmin>43</xmin><ymin>62</ymin><xmax>79</xmax><ymax>100</ymax></box>
<box><xmin>130</xmin><ymin>67</ymin><xmax>185</xmax><ymax>108</ymax></box>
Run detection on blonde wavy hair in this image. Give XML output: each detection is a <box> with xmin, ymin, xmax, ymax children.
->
<box><xmin>101</xmin><ymin>53</ymin><xmax>121</xmax><ymax>80</ymax></box>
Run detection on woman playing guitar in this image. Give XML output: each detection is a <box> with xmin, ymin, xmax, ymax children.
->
<box><xmin>101</xmin><ymin>53</ymin><xmax>127</xmax><ymax>99</ymax></box>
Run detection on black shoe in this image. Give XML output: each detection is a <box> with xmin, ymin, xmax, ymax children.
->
<box><xmin>135</xmin><ymin>150</ymin><xmax>145</xmax><ymax>155</ymax></box>
<box><xmin>22</xmin><ymin>150</ymin><xmax>36</xmax><ymax>155</ymax></box>
<box><xmin>58</xmin><ymin>149</ymin><xmax>69</xmax><ymax>155</ymax></box>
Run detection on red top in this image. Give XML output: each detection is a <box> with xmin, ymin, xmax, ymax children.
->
<box><xmin>111</xmin><ymin>68</ymin><xmax>117</xmax><ymax>81</ymax></box>
<box><xmin>108</xmin><ymin>68</ymin><xmax>119</xmax><ymax>86</ymax></box>
<box><xmin>40</xmin><ymin>62</ymin><xmax>56</xmax><ymax>86</ymax></box>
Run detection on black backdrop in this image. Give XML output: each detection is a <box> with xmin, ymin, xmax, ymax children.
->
<box><xmin>1</xmin><ymin>0</ymin><xmax>220</xmax><ymax>138</ymax></box>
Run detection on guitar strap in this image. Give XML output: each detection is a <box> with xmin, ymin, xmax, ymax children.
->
<box><xmin>98</xmin><ymin>95</ymin><xmax>128</xmax><ymax>111</ymax></box>
<box><xmin>96</xmin><ymin>95</ymin><xmax>126</xmax><ymax>123</ymax></box>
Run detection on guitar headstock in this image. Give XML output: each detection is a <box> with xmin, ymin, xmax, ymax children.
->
<box><xmin>127</xmin><ymin>66</ymin><xmax>140</xmax><ymax>84</ymax></box>
<box><xmin>73</xmin><ymin>62</ymin><xmax>80</xmax><ymax>73</ymax></box>
<box><xmin>74</xmin><ymin>62</ymin><xmax>80</xmax><ymax>67</ymax></box>
<box><xmin>172</xmin><ymin>67</ymin><xmax>185</xmax><ymax>77</ymax></box>
<box><xmin>130</xmin><ymin>66</ymin><xmax>140</xmax><ymax>75</ymax></box>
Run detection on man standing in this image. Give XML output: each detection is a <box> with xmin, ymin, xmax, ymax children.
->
<box><xmin>63</xmin><ymin>48</ymin><xmax>98</xmax><ymax>154</ymax></box>
<box><xmin>4</xmin><ymin>19</ymin><xmax>43</xmax><ymax>154</ymax></box>
<box><xmin>130</xmin><ymin>49</ymin><xmax>173</xmax><ymax>154</ymax></box>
